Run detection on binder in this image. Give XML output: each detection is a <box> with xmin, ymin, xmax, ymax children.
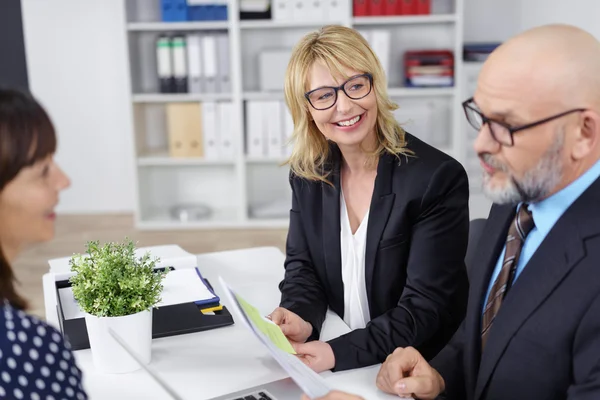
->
<box><xmin>166</xmin><ymin>103</ymin><xmax>204</xmax><ymax>157</ymax></box>
<box><xmin>292</xmin><ymin>0</ymin><xmax>311</xmax><ymax>22</ymax></box>
<box><xmin>273</xmin><ymin>0</ymin><xmax>292</xmax><ymax>21</ymax></box>
<box><xmin>172</xmin><ymin>35</ymin><xmax>188</xmax><ymax>93</ymax></box>
<box><xmin>161</xmin><ymin>0</ymin><xmax>188</xmax><ymax>22</ymax></box>
<box><xmin>216</xmin><ymin>33</ymin><xmax>231</xmax><ymax>93</ymax></box>
<box><xmin>282</xmin><ymin>101</ymin><xmax>294</xmax><ymax>157</ymax></box>
<box><xmin>353</xmin><ymin>0</ymin><xmax>369</xmax><ymax>16</ymax></box>
<box><xmin>324</xmin><ymin>0</ymin><xmax>346</xmax><ymax>20</ymax></box>
<box><xmin>246</xmin><ymin>101</ymin><xmax>265</xmax><ymax>158</ymax></box>
<box><xmin>202</xmin><ymin>35</ymin><xmax>218</xmax><ymax>93</ymax></box>
<box><xmin>266</xmin><ymin>101</ymin><xmax>283</xmax><ymax>158</ymax></box>
<box><xmin>55</xmin><ymin>271</ymin><xmax>233</xmax><ymax>351</ymax></box>
<box><xmin>201</xmin><ymin>102</ymin><xmax>219</xmax><ymax>160</ymax></box>
<box><xmin>218</xmin><ymin>101</ymin><xmax>236</xmax><ymax>160</ymax></box>
<box><xmin>399</xmin><ymin>0</ymin><xmax>416</xmax><ymax>15</ymax></box>
<box><xmin>370</xmin><ymin>0</ymin><xmax>385</xmax><ymax>15</ymax></box>
<box><xmin>186</xmin><ymin>34</ymin><xmax>203</xmax><ymax>93</ymax></box>
<box><xmin>370</xmin><ymin>30</ymin><xmax>391</xmax><ymax>79</ymax></box>
<box><xmin>416</xmin><ymin>0</ymin><xmax>430</xmax><ymax>14</ymax></box>
<box><xmin>156</xmin><ymin>35</ymin><xmax>174</xmax><ymax>93</ymax></box>
<box><xmin>384</xmin><ymin>0</ymin><xmax>399</xmax><ymax>15</ymax></box>
<box><xmin>311</xmin><ymin>0</ymin><xmax>327</xmax><ymax>21</ymax></box>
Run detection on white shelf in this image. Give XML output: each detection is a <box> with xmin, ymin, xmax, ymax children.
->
<box><xmin>127</xmin><ymin>21</ymin><xmax>229</xmax><ymax>31</ymax></box>
<box><xmin>137</xmin><ymin>153</ymin><xmax>235</xmax><ymax>167</ymax></box>
<box><xmin>387</xmin><ymin>87</ymin><xmax>456</xmax><ymax>97</ymax></box>
<box><xmin>240</xmin><ymin>20</ymin><xmax>345</xmax><ymax>30</ymax></box>
<box><xmin>243</xmin><ymin>91</ymin><xmax>286</xmax><ymax>101</ymax></box>
<box><xmin>352</xmin><ymin>14</ymin><xmax>457</xmax><ymax>26</ymax></box>
<box><xmin>245</xmin><ymin>156</ymin><xmax>288</xmax><ymax>164</ymax></box>
<box><xmin>132</xmin><ymin>93</ymin><xmax>232</xmax><ymax>103</ymax></box>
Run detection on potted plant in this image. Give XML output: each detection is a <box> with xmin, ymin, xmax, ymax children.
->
<box><xmin>69</xmin><ymin>238</ymin><xmax>168</xmax><ymax>374</ymax></box>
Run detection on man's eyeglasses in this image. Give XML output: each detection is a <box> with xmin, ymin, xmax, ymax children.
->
<box><xmin>305</xmin><ymin>73</ymin><xmax>373</xmax><ymax>111</ymax></box>
<box><xmin>462</xmin><ymin>97</ymin><xmax>587</xmax><ymax>147</ymax></box>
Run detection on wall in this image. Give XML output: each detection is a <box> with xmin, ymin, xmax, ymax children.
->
<box><xmin>0</xmin><ymin>0</ymin><xmax>29</xmax><ymax>90</ymax></box>
<box><xmin>21</xmin><ymin>0</ymin><xmax>135</xmax><ymax>213</ymax></box>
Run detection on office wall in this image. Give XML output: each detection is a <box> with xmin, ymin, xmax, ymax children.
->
<box><xmin>0</xmin><ymin>0</ymin><xmax>29</xmax><ymax>89</ymax></box>
<box><xmin>21</xmin><ymin>0</ymin><xmax>135</xmax><ymax>213</ymax></box>
<box><xmin>20</xmin><ymin>0</ymin><xmax>600</xmax><ymax>214</ymax></box>
<box><xmin>464</xmin><ymin>0</ymin><xmax>600</xmax><ymax>43</ymax></box>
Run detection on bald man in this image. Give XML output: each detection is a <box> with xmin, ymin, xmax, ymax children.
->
<box><xmin>303</xmin><ymin>23</ymin><xmax>600</xmax><ymax>400</ymax></box>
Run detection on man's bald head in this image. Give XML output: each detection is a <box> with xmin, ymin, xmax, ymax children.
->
<box><xmin>479</xmin><ymin>24</ymin><xmax>600</xmax><ymax>111</ymax></box>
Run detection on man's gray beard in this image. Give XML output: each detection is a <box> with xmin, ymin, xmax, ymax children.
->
<box><xmin>482</xmin><ymin>130</ymin><xmax>565</xmax><ymax>205</ymax></box>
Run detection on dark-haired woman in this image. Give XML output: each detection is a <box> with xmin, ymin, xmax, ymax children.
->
<box><xmin>0</xmin><ymin>88</ymin><xmax>87</xmax><ymax>399</ymax></box>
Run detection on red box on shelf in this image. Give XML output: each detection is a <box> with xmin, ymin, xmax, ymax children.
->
<box><xmin>370</xmin><ymin>0</ymin><xmax>385</xmax><ymax>16</ymax></box>
<box><xmin>353</xmin><ymin>0</ymin><xmax>369</xmax><ymax>16</ymax></box>
<box><xmin>416</xmin><ymin>0</ymin><xmax>431</xmax><ymax>14</ymax></box>
<box><xmin>399</xmin><ymin>0</ymin><xmax>416</xmax><ymax>15</ymax></box>
<box><xmin>383</xmin><ymin>0</ymin><xmax>399</xmax><ymax>15</ymax></box>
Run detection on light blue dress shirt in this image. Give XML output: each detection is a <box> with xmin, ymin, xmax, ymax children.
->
<box><xmin>483</xmin><ymin>159</ymin><xmax>600</xmax><ymax>312</ymax></box>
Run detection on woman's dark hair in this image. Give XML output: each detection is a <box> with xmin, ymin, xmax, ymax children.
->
<box><xmin>0</xmin><ymin>88</ymin><xmax>57</xmax><ymax>309</ymax></box>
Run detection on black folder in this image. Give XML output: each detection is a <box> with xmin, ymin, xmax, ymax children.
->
<box><xmin>55</xmin><ymin>276</ymin><xmax>234</xmax><ymax>351</ymax></box>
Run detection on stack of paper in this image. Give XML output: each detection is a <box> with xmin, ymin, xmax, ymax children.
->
<box><xmin>218</xmin><ymin>276</ymin><xmax>331</xmax><ymax>399</ymax></box>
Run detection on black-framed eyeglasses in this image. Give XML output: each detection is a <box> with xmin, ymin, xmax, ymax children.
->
<box><xmin>304</xmin><ymin>73</ymin><xmax>373</xmax><ymax>111</ymax></box>
<box><xmin>462</xmin><ymin>97</ymin><xmax>587</xmax><ymax>147</ymax></box>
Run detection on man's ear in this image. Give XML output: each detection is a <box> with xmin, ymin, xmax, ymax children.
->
<box><xmin>572</xmin><ymin>111</ymin><xmax>600</xmax><ymax>160</ymax></box>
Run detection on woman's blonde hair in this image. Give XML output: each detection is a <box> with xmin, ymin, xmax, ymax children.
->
<box><xmin>284</xmin><ymin>24</ymin><xmax>411</xmax><ymax>183</ymax></box>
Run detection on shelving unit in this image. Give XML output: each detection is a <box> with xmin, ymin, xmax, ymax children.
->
<box><xmin>122</xmin><ymin>0</ymin><xmax>466</xmax><ymax>230</ymax></box>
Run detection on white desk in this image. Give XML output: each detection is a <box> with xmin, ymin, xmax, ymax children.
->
<box><xmin>43</xmin><ymin>247</ymin><xmax>395</xmax><ymax>400</ymax></box>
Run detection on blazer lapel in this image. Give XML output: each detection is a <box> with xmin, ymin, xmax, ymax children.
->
<box><xmin>322</xmin><ymin>145</ymin><xmax>344</xmax><ymax>316</ymax></box>
<box><xmin>474</xmin><ymin>179</ymin><xmax>600</xmax><ymax>400</ymax></box>
<box><xmin>365</xmin><ymin>152</ymin><xmax>396</xmax><ymax>305</ymax></box>
<box><xmin>463</xmin><ymin>204</ymin><xmax>515</xmax><ymax>398</ymax></box>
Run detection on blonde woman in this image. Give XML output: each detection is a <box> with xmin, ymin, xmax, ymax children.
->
<box><xmin>268</xmin><ymin>25</ymin><xmax>470</xmax><ymax>373</ymax></box>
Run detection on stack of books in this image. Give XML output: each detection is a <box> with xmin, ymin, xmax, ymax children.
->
<box><xmin>404</xmin><ymin>50</ymin><xmax>454</xmax><ymax>87</ymax></box>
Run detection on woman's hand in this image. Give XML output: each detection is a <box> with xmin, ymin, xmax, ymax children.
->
<box><xmin>268</xmin><ymin>307</ymin><xmax>313</xmax><ymax>343</ymax></box>
<box><xmin>292</xmin><ymin>340</ymin><xmax>335</xmax><ymax>373</ymax></box>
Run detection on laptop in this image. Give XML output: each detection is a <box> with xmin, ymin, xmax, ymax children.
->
<box><xmin>108</xmin><ymin>328</ymin><xmax>303</xmax><ymax>400</ymax></box>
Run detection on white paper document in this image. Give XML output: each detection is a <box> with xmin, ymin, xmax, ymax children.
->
<box><xmin>218</xmin><ymin>276</ymin><xmax>331</xmax><ymax>399</ymax></box>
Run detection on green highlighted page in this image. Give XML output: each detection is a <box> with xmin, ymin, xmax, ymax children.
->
<box><xmin>235</xmin><ymin>294</ymin><xmax>296</xmax><ymax>354</ymax></box>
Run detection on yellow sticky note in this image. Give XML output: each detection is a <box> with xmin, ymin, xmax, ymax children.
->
<box><xmin>235</xmin><ymin>294</ymin><xmax>296</xmax><ymax>354</ymax></box>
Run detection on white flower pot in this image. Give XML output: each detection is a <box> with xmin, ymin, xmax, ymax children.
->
<box><xmin>84</xmin><ymin>309</ymin><xmax>152</xmax><ymax>374</ymax></box>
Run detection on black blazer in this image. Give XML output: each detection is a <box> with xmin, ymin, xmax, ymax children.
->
<box><xmin>431</xmin><ymin>175</ymin><xmax>600</xmax><ymax>400</ymax></box>
<box><xmin>278</xmin><ymin>133</ymin><xmax>470</xmax><ymax>371</ymax></box>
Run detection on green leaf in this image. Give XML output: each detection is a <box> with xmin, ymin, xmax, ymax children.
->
<box><xmin>68</xmin><ymin>238</ymin><xmax>168</xmax><ymax>317</ymax></box>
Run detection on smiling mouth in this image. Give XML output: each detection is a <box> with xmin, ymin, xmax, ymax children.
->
<box><xmin>335</xmin><ymin>114</ymin><xmax>362</xmax><ymax>127</ymax></box>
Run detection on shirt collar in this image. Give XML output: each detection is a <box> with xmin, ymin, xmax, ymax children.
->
<box><xmin>527</xmin><ymin>158</ymin><xmax>600</xmax><ymax>236</ymax></box>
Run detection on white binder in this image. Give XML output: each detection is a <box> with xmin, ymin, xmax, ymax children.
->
<box><xmin>218</xmin><ymin>101</ymin><xmax>236</xmax><ymax>160</ymax></box>
<box><xmin>370</xmin><ymin>30</ymin><xmax>391</xmax><ymax>80</ymax></box>
<box><xmin>201</xmin><ymin>102</ymin><xmax>219</xmax><ymax>160</ymax></box>
<box><xmin>216</xmin><ymin>33</ymin><xmax>231</xmax><ymax>93</ymax></box>
<box><xmin>202</xmin><ymin>34</ymin><xmax>218</xmax><ymax>93</ymax></box>
<box><xmin>273</xmin><ymin>0</ymin><xmax>293</xmax><ymax>21</ymax></box>
<box><xmin>292</xmin><ymin>0</ymin><xmax>311</xmax><ymax>22</ymax></box>
<box><xmin>282</xmin><ymin>101</ymin><xmax>294</xmax><ymax>157</ymax></box>
<box><xmin>186</xmin><ymin>34</ymin><xmax>203</xmax><ymax>93</ymax></box>
<box><xmin>266</xmin><ymin>101</ymin><xmax>283</xmax><ymax>158</ymax></box>
<box><xmin>246</xmin><ymin>101</ymin><xmax>266</xmax><ymax>158</ymax></box>
<box><xmin>324</xmin><ymin>0</ymin><xmax>346</xmax><ymax>21</ymax></box>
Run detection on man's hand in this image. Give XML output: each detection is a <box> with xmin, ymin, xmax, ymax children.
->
<box><xmin>376</xmin><ymin>347</ymin><xmax>445</xmax><ymax>399</ymax></box>
<box><xmin>301</xmin><ymin>390</ymin><xmax>364</xmax><ymax>400</ymax></box>
<box><xmin>292</xmin><ymin>340</ymin><xmax>335</xmax><ymax>372</ymax></box>
<box><xmin>268</xmin><ymin>307</ymin><xmax>313</xmax><ymax>343</ymax></box>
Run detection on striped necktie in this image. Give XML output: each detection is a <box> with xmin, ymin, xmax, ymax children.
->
<box><xmin>481</xmin><ymin>204</ymin><xmax>535</xmax><ymax>350</ymax></box>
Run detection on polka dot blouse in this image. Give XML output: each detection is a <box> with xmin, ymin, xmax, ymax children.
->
<box><xmin>0</xmin><ymin>302</ymin><xmax>88</xmax><ymax>399</ymax></box>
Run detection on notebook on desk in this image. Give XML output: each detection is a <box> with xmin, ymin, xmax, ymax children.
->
<box><xmin>55</xmin><ymin>267</ymin><xmax>233</xmax><ymax>351</ymax></box>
